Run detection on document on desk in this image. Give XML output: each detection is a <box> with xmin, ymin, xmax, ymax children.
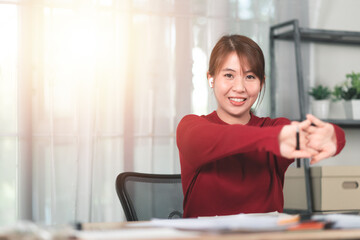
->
<box><xmin>131</xmin><ymin>212</ymin><xmax>299</xmax><ymax>233</ymax></box>
<box><xmin>75</xmin><ymin>228</ymin><xmax>199</xmax><ymax>239</ymax></box>
<box><xmin>313</xmin><ymin>214</ymin><xmax>360</xmax><ymax>229</ymax></box>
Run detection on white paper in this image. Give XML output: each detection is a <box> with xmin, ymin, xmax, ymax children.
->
<box><xmin>130</xmin><ymin>212</ymin><xmax>297</xmax><ymax>232</ymax></box>
<box><xmin>313</xmin><ymin>214</ymin><xmax>360</xmax><ymax>229</ymax></box>
<box><xmin>75</xmin><ymin>228</ymin><xmax>198</xmax><ymax>239</ymax></box>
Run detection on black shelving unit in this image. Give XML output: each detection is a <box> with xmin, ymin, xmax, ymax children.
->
<box><xmin>270</xmin><ymin>19</ymin><xmax>360</xmax><ymax>128</ymax></box>
<box><xmin>270</xmin><ymin>19</ymin><xmax>360</xmax><ymax>214</ymax></box>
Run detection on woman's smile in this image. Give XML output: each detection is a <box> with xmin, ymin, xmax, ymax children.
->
<box><xmin>229</xmin><ymin>97</ymin><xmax>246</xmax><ymax>106</ymax></box>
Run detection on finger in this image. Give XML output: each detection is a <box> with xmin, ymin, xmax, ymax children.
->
<box><xmin>306</xmin><ymin>114</ymin><xmax>325</xmax><ymax>127</ymax></box>
<box><xmin>305</xmin><ymin>125</ymin><xmax>318</xmax><ymax>134</ymax></box>
<box><xmin>299</xmin><ymin>119</ymin><xmax>311</xmax><ymax>130</ymax></box>
<box><xmin>307</xmin><ymin>140</ymin><xmax>323</xmax><ymax>151</ymax></box>
<box><xmin>303</xmin><ymin>146</ymin><xmax>319</xmax><ymax>156</ymax></box>
<box><xmin>306</xmin><ymin>132</ymin><xmax>322</xmax><ymax>142</ymax></box>
<box><xmin>299</xmin><ymin>132</ymin><xmax>309</xmax><ymax>149</ymax></box>
<box><xmin>300</xmin><ymin>136</ymin><xmax>320</xmax><ymax>155</ymax></box>
<box><xmin>310</xmin><ymin>151</ymin><xmax>330</xmax><ymax>164</ymax></box>
<box><xmin>289</xmin><ymin>150</ymin><xmax>312</xmax><ymax>159</ymax></box>
<box><xmin>291</xmin><ymin>121</ymin><xmax>300</xmax><ymax>125</ymax></box>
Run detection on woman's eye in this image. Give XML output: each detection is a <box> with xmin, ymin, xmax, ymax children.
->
<box><xmin>246</xmin><ymin>75</ymin><xmax>256</xmax><ymax>80</ymax></box>
<box><xmin>224</xmin><ymin>73</ymin><xmax>234</xmax><ymax>79</ymax></box>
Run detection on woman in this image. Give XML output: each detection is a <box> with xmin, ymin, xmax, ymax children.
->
<box><xmin>176</xmin><ymin>35</ymin><xmax>345</xmax><ymax>218</ymax></box>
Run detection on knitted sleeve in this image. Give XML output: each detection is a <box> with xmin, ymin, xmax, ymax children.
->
<box><xmin>176</xmin><ymin>114</ymin><xmax>286</xmax><ymax>171</ymax></box>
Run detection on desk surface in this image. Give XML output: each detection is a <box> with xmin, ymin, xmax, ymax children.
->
<box><xmin>81</xmin><ymin>222</ymin><xmax>360</xmax><ymax>240</ymax></box>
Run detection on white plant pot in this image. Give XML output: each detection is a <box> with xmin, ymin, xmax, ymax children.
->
<box><xmin>343</xmin><ymin>101</ymin><xmax>353</xmax><ymax>119</ymax></box>
<box><xmin>351</xmin><ymin>99</ymin><xmax>360</xmax><ymax>120</ymax></box>
<box><xmin>311</xmin><ymin>99</ymin><xmax>330</xmax><ymax>119</ymax></box>
<box><xmin>329</xmin><ymin>100</ymin><xmax>346</xmax><ymax>119</ymax></box>
<box><xmin>343</xmin><ymin>100</ymin><xmax>360</xmax><ymax>119</ymax></box>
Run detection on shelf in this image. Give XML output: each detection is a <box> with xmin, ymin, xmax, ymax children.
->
<box><xmin>270</xmin><ymin>19</ymin><xmax>360</xmax><ymax>215</ymax></box>
<box><xmin>290</xmin><ymin>119</ymin><xmax>360</xmax><ymax>128</ymax></box>
<box><xmin>327</xmin><ymin>119</ymin><xmax>360</xmax><ymax>128</ymax></box>
<box><xmin>270</xmin><ymin>19</ymin><xmax>360</xmax><ymax>124</ymax></box>
<box><xmin>273</xmin><ymin>28</ymin><xmax>360</xmax><ymax>45</ymax></box>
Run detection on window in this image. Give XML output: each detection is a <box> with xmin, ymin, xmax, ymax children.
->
<box><xmin>0</xmin><ymin>0</ymin><xmax>274</xmax><ymax>225</ymax></box>
<box><xmin>0</xmin><ymin>3</ymin><xmax>18</xmax><ymax>225</ymax></box>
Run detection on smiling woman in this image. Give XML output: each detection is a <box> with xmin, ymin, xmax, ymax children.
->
<box><xmin>176</xmin><ymin>35</ymin><xmax>346</xmax><ymax>218</ymax></box>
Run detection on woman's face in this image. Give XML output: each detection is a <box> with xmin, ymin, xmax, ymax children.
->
<box><xmin>211</xmin><ymin>52</ymin><xmax>262</xmax><ymax>125</ymax></box>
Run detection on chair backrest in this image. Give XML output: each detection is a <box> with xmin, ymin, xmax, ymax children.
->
<box><xmin>115</xmin><ymin>172</ymin><xmax>183</xmax><ymax>221</ymax></box>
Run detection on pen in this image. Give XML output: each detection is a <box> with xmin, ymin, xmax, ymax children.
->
<box><xmin>296</xmin><ymin>126</ymin><xmax>300</xmax><ymax>168</ymax></box>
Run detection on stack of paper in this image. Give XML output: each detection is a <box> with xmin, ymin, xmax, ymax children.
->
<box><xmin>75</xmin><ymin>228</ymin><xmax>198</xmax><ymax>239</ymax></box>
<box><xmin>130</xmin><ymin>212</ymin><xmax>299</xmax><ymax>233</ymax></box>
<box><xmin>313</xmin><ymin>214</ymin><xmax>360</xmax><ymax>229</ymax></box>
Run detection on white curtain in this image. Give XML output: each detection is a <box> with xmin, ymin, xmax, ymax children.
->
<box><xmin>0</xmin><ymin>0</ymin><xmax>275</xmax><ymax>226</ymax></box>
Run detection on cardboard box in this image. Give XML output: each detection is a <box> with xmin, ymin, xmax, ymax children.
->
<box><xmin>284</xmin><ymin>166</ymin><xmax>360</xmax><ymax>212</ymax></box>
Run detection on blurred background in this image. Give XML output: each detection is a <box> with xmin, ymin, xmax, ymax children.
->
<box><xmin>0</xmin><ymin>0</ymin><xmax>359</xmax><ymax>226</ymax></box>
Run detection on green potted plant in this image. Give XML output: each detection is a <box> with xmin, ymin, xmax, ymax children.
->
<box><xmin>334</xmin><ymin>72</ymin><xmax>360</xmax><ymax>119</ymax></box>
<box><xmin>308</xmin><ymin>84</ymin><xmax>331</xmax><ymax>119</ymax></box>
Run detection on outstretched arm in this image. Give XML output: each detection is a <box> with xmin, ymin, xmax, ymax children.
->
<box><xmin>177</xmin><ymin>115</ymin><xmax>285</xmax><ymax>171</ymax></box>
<box><xmin>177</xmin><ymin>114</ymin><xmax>315</xmax><ymax>172</ymax></box>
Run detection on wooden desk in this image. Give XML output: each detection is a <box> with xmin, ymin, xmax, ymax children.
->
<box><xmin>80</xmin><ymin>222</ymin><xmax>360</xmax><ymax>240</ymax></box>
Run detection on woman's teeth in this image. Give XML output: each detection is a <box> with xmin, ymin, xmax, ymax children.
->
<box><xmin>229</xmin><ymin>98</ymin><xmax>245</xmax><ymax>102</ymax></box>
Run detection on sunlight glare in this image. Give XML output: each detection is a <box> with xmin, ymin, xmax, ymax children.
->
<box><xmin>44</xmin><ymin>7</ymin><xmax>110</xmax><ymax>118</ymax></box>
<box><xmin>0</xmin><ymin>4</ymin><xmax>17</xmax><ymax>132</ymax></box>
<box><xmin>191</xmin><ymin>47</ymin><xmax>208</xmax><ymax>115</ymax></box>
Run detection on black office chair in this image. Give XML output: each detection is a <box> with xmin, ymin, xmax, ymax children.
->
<box><xmin>115</xmin><ymin>172</ymin><xmax>183</xmax><ymax>221</ymax></box>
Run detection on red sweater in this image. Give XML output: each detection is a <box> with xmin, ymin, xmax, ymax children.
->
<box><xmin>176</xmin><ymin>111</ymin><xmax>346</xmax><ymax>218</ymax></box>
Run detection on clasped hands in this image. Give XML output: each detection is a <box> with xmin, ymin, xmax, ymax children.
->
<box><xmin>279</xmin><ymin>114</ymin><xmax>337</xmax><ymax>164</ymax></box>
